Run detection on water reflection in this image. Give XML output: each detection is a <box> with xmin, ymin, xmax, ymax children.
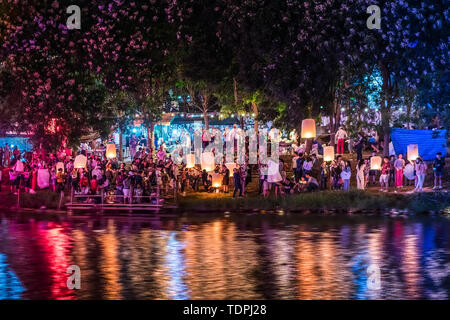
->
<box><xmin>0</xmin><ymin>214</ymin><xmax>448</xmax><ymax>300</ymax></box>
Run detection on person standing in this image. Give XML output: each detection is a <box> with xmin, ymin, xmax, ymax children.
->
<box><xmin>335</xmin><ymin>126</ymin><xmax>348</xmax><ymax>155</ymax></box>
<box><xmin>356</xmin><ymin>159</ymin><xmax>366</xmax><ymax>190</ymax></box>
<box><xmin>432</xmin><ymin>152</ymin><xmax>445</xmax><ymax>189</ymax></box>
<box><xmin>394</xmin><ymin>154</ymin><xmax>405</xmax><ymax>191</ymax></box>
<box><xmin>379</xmin><ymin>157</ymin><xmax>390</xmax><ymax>192</ymax></box>
<box><xmin>4</xmin><ymin>143</ymin><xmax>11</xmax><ymax>167</ymax></box>
<box><xmin>353</xmin><ymin>133</ymin><xmax>364</xmax><ymax>162</ymax></box>
<box><xmin>129</xmin><ymin>134</ymin><xmax>138</xmax><ymax>160</ymax></box>
<box><xmin>232</xmin><ymin>168</ymin><xmax>242</xmax><ymax>198</ymax></box>
<box><xmin>414</xmin><ymin>156</ymin><xmax>427</xmax><ymax>192</ymax></box>
<box><xmin>341</xmin><ymin>161</ymin><xmax>352</xmax><ymax>191</ymax></box>
<box><xmin>292</xmin><ymin>152</ymin><xmax>299</xmax><ymax>181</ymax></box>
<box><xmin>320</xmin><ymin>161</ymin><xmax>330</xmax><ymax>190</ymax></box>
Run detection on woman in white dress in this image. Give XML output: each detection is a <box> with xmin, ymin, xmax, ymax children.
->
<box><xmin>356</xmin><ymin>159</ymin><xmax>365</xmax><ymax>190</ymax></box>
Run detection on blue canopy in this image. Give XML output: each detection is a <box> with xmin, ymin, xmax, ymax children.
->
<box><xmin>390</xmin><ymin>128</ymin><xmax>447</xmax><ymax>161</ymax></box>
<box><xmin>0</xmin><ymin>136</ymin><xmax>32</xmax><ymax>152</ymax></box>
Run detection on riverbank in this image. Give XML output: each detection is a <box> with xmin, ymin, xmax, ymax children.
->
<box><xmin>178</xmin><ymin>189</ymin><xmax>450</xmax><ymax>214</ymax></box>
<box><xmin>1</xmin><ymin>189</ymin><xmax>449</xmax><ymax>215</ymax></box>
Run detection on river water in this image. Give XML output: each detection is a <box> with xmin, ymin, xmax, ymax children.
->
<box><xmin>0</xmin><ymin>212</ymin><xmax>448</xmax><ymax>300</ymax></box>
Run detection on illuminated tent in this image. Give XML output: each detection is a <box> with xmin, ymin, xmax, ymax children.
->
<box><xmin>390</xmin><ymin>128</ymin><xmax>447</xmax><ymax>161</ymax></box>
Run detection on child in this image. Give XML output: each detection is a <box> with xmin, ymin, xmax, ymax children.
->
<box><xmin>394</xmin><ymin>153</ymin><xmax>405</xmax><ymax>191</ymax></box>
<box><xmin>341</xmin><ymin>161</ymin><xmax>352</xmax><ymax>191</ymax></box>
<box><xmin>433</xmin><ymin>152</ymin><xmax>445</xmax><ymax>189</ymax></box>
<box><xmin>379</xmin><ymin>157</ymin><xmax>390</xmax><ymax>192</ymax></box>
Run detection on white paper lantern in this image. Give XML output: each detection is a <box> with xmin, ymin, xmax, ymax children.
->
<box><xmin>186</xmin><ymin>154</ymin><xmax>195</xmax><ymax>168</ymax></box>
<box><xmin>211</xmin><ymin>172</ymin><xmax>223</xmax><ymax>188</ymax></box>
<box><xmin>323</xmin><ymin>146</ymin><xmax>334</xmax><ymax>162</ymax></box>
<box><xmin>301</xmin><ymin>119</ymin><xmax>316</xmax><ymax>139</ymax></box>
<box><xmin>370</xmin><ymin>156</ymin><xmax>382</xmax><ymax>170</ymax></box>
<box><xmin>56</xmin><ymin>162</ymin><xmax>65</xmax><ymax>173</ymax></box>
<box><xmin>201</xmin><ymin>152</ymin><xmax>215</xmax><ymax>172</ymax></box>
<box><xmin>74</xmin><ymin>154</ymin><xmax>87</xmax><ymax>169</ymax></box>
<box><xmin>106</xmin><ymin>143</ymin><xmax>117</xmax><ymax>159</ymax></box>
<box><xmin>407</xmin><ymin>144</ymin><xmax>419</xmax><ymax>162</ymax></box>
<box><xmin>225</xmin><ymin>163</ymin><xmax>237</xmax><ymax>176</ymax></box>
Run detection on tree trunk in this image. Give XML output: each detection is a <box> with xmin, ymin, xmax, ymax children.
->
<box><xmin>406</xmin><ymin>100</ymin><xmax>412</xmax><ymax>129</ymax></box>
<box><xmin>203</xmin><ymin>109</ymin><xmax>209</xmax><ymax>130</ymax></box>
<box><xmin>201</xmin><ymin>94</ymin><xmax>210</xmax><ymax>130</ymax></box>
<box><xmin>119</xmin><ymin>129</ymin><xmax>123</xmax><ymax>161</ymax></box>
<box><xmin>149</xmin><ymin>122</ymin><xmax>155</xmax><ymax>152</ymax></box>
<box><xmin>147</xmin><ymin>126</ymin><xmax>151</xmax><ymax>151</ymax></box>
<box><xmin>251</xmin><ymin>101</ymin><xmax>259</xmax><ymax>134</ymax></box>
<box><xmin>380</xmin><ymin>60</ymin><xmax>391</xmax><ymax>157</ymax></box>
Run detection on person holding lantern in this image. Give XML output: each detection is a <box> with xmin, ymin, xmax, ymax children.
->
<box><xmin>394</xmin><ymin>154</ymin><xmax>405</xmax><ymax>191</ymax></box>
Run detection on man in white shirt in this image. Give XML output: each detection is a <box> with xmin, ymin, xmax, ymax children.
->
<box><xmin>335</xmin><ymin>126</ymin><xmax>348</xmax><ymax>155</ymax></box>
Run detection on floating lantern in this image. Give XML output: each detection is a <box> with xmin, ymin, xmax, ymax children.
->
<box><xmin>106</xmin><ymin>143</ymin><xmax>117</xmax><ymax>159</ymax></box>
<box><xmin>407</xmin><ymin>144</ymin><xmax>419</xmax><ymax>162</ymax></box>
<box><xmin>74</xmin><ymin>154</ymin><xmax>87</xmax><ymax>169</ymax></box>
<box><xmin>323</xmin><ymin>146</ymin><xmax>334</xmax><ymax>162</ymax></box>
<box><xmin>225</xmin><ymin>163</ymin><xmax>237</xmax><ymax>176</ymax></box>
<box><xmin>186</xmin><ymin>154</ymin><xmax>195</xmax><ymax>168</ymax></box>
<box><xmin>301</xmin><ymin>119</ymin><xmax>316</xmax><ymax>139</ymax></box>
<box><xmin>370</xmin><ymin>156</ymin><xmax>382</xmax><ymax>170</ymax></box>
<box><xmin>56</xmin><ymin>162</ymin><xmax>65</xmax><ymax>172</ymax></box>
<box><xmin>211</xmin><ymin>172</ymin><xmax>223</xmax><ymax>188</ymax></box>
<box><xmin>201</xmin><ymin>152</ymin><xmax>215</xmax><ymax>172</ymax></box>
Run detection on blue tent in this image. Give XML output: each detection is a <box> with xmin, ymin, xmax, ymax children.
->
<box><xmin>390</xmin><ymin>128</ymin><xmax>447</xmax><ymax>161</ymax></box>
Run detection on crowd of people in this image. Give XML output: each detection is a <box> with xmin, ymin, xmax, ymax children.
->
<box><xmin>0</xmin><ymin>125</ymin><xmax>446</xmax><ymax>203</ymax></box>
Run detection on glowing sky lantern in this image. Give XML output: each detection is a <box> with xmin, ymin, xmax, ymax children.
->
<box><xmin>74</xmin><ymin>154</ymin><xmax>87</xmax><ymax>169</ymax></box>
<box><xmin>211</xmin><ymin>172</ymin><xmax>223</xmax><ymax>188</ymax></box>
<box><xmin>407</xmin><ymin>144</ymin><xmax>419</xmax><ymax>162</ymax></box>
<box><xmin>186</xmin><ymin>154</ymin><xmax>195</xmax><ymax>168</ymax></box>
<box><xmin>370</xmin><ymin>156</ymin><xmax>382</xmax><ymax>170</ymax></box>
<box><xmin>56</xmin><ymin>162</ymin><xmax>65</xmax><ymax>172</ymax></box>
<box><xmin>225</xmin><ymin>163</ymin><xmax>237</xmax><ymax>176</ymax></box>
<box><xmin>201</xmin><ymin>152</ymin><xmax>215</xmax><ymax>172</ymax></box>
<box><xmin>106</xmin><ymin>143</ymin><xmax>117</xmax><ymax>159</ymax></box>
<box><xmin>323</xmin><ymin>146</ymin><xmax>334</xmax><ymax>162</ymax></box>
<box><xmin>301</xmin><ymin>119</ymin><xmax>316</xmax><ymax>139</ymax></box>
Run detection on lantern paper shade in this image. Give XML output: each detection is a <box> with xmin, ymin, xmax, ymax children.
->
<box><xmin>225</xmin><ymin>163</ymin><xmax>237</xmax><ymax>176</ymax></box>
<box><xmin>370</xmin><ymin>156</ymin><xmax>382</xmax><ymax>170</ymax></box>
<box><xmin>301</xmin><ymin>119</ymin><xmax>316</xmax><ymax>139</ymax></box>
<box><xmin>186</xmin><ymin>154</ymin><xmax>195</xmax><ymax>168</ymax></box>
<box><xmin>201</xmin><ymin>152</ymin><xmax>215</xmax><ymax>172</ymax></box>
<box><xmin>74</xmin><ymin>155</ymin><xmax>87</xmax><ymax>169</ymax></box>
<box><xmin>56</xmin><ymin>162</ymin><xmax>65</xmax><ymax>172</ymax></box>
<box><xmin>407</xmin><ymin>144</ymin><xmax>419</xmax><ymax>162</ymax></box>
<box><xmin>323</xmin><ymin>146</ymin><xmax>334</xmax><ymax>162</ymax></box>
<box><xmin>211</xmin><ymin>173</ymin><xmax>223</xmax><ymax>188</ymax></box>
<box><xmin>106</xmin><ymin>143</ymin><xmax>117</xmax><ymax>159</ymax></box>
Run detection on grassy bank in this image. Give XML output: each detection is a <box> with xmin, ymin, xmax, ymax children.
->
<box><xmin>1</xmin><ymin>189</ymin><xmax>449</xmax><ymax>214</ymax></box>
<box><xmin>178</xmin><ymin>190</ymin><xmax>450</xmax><ymax>214</ymax></box>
